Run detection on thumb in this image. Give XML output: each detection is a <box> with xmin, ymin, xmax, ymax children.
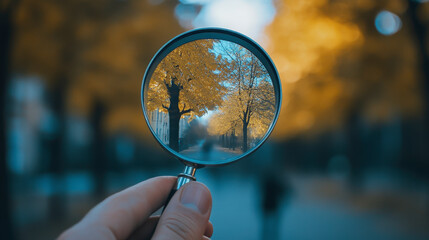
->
<box><xmin>151</xmin><ymin>181</ymin><xmax>212</xmax><ymax>240</ymax></box>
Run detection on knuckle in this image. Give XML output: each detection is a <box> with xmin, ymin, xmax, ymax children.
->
<box><xmin>162</xmin><ymin>213</ymin><xmax>198</xmax><ymax>240</ymax></box>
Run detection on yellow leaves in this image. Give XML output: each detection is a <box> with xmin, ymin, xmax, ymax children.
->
<box><xmin>14</xmin><ymin>0</ymin><xmax>64</xmax><ymax>31</ymax></box>
<box><xmin>83</xmin><ymin>28</ymin><xmax>139</xmax><ymax>74</ymax></box>
<box><xmin>285</xmin><ymin>0</ymin><xmax>328</xmax><ymax>11</ymax></box>
<box><xmin>355</xmin><ymin>0</ymin><xmax>376</xmax><ymax>10</ymax></box>
<box><xmin>75</xmin><ymin>21</ymin><xmax>97</xmax><ymax>42</ymax></box>
<box><xmin>208</xmin><ymin>84</ymin><xmax>274</xmax><ymax>140</ymax></box>
<box><xmin>267</xmin><ymin>2</ymin><xmax>362</xmax><ymax>82</ymax></box>
<box><xmin>207</xmin><ymin>110</ymin><xmax>236</xmax><ymax>136</ymax></box>
<box><xmin>147</xmin><ymin>39</ymin><xmax>226</xmax><ymax>118</ymax></box>
<box><xmin>68</xmin><ymin>86</ymin><xmax>91</xmax><ymax>115</ymax></box>
<box><xmin>12</xmin><ymin>0</ymin><xmax>186</xmax><ymax>137</ymax></box>
<box><xmin>273</xmin><ymin>78</ymin><xmax>346</xmax><ymax>138</ymax></box>
<box><xmin>419</xmin><ymin>3</ymin><xmax>429</xmax><ymax>23</ymax></box>
<box><xmin>266</xmin><ymin>0</ymin><xmax>365</xmax><ymax>139</ymax></box>
<box><xmin>207</xmin><ymin>43</ymin><xmax>275</xmax><ymax>143</ymax></box>
<box><xmin>268</xmin><ymin>0</ymin><xmax>424</xmax><ymax>141</ymax></box>
<box><xmin>307</xmin><ymin>18</ymin><xmax>361</xmax><ymax>51</ymax></box>
<box><xmin>384</xmin><ymin>0</ymin><xmax>409</xmax><ymax>14</ymax></box>
<box><xmin>12</xmin><ymin>1</ymin><xmax>65</xmax><ymax>81</ymax></box>
<box><xmin>105</xmin><ymin>105</ymin><xmax>151</xmax><ymax>137</ymax></box>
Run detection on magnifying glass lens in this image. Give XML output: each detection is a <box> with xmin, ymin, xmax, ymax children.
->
<box><xmin>144</xmin><ymin>39</ymin><xmax>276</xmax><ymax>165</ymax></box>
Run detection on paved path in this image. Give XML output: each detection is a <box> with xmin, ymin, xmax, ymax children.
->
<box><xmin>15</xmin><ymin>171</ymin><xmax>429</xmax><ymax>240</ymax></box>
<box><xmin>199</xmin><ymin>173</ymin><xmax>429</xmax><ymax>240</ymax></box>
<box><xmin>180</xmin><ymin>145</ymin><xmax>242</xmax><ymax>162</ymax></box>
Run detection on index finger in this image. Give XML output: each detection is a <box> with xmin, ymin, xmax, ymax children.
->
<box><xmin>59</xmin><ymin>176</ymin><xmax>176</xmax><ymax>240</ymax></box>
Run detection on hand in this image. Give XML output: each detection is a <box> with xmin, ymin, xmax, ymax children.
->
<box><xmin>59</xmin><ymin>177</ymin><xmax>213</xmax><ymax>240</ymax></box>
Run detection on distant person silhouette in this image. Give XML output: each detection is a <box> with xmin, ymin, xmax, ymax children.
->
<box><xmin>202</xmin><ymin>139</ymin><xmax>213</xmax><ymax>153</ymax></box>
<box><xmin>260</xmin><ymin>170</ymin><xmax>291</xmax><ymax>240</ymax></box>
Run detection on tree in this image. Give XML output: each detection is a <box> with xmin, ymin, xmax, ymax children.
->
<box><xmin>208</xmin><ymin>42</ymin><xmax>275</xmax><ymax>152</ymax></box>
<box><xmin>1</xmin><ymin>0</ymin><xmax>18</xmax><ymax>238</ymax></box>
<box><xmin>10</xmin><ymin>0</ymin><xmax>185</xmax><ymax>210</ymax></box>
<box><xmin>407</xmin><ymin>0</ymin><xmax>429</xmax><ymax>163</ymax></box>
<box><xmin>266</xmin><ymin>0</ymin><xmax>428</xmax><ymax>189</ymax></box>
<box><xmin>146</xmin><ymin>39</ymin><xmax>226</xmax><ymax>151</ymax></box>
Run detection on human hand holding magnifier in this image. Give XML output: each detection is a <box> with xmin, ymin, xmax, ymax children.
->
<box><xmin>141</xmin><ymin>28</ymin><xmax>282</xmax><ymax>205</ymax></box>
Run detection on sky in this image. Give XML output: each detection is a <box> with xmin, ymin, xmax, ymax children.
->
<box><xmin>175</xmin><ymin>0</ymin><xmax>276</xmax><ymax>44</ymax></box>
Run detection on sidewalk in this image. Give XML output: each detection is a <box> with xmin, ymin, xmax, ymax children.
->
<box><xmin>13</xmin><ymin>170</ymin><xmax>429</xmax><ymax>240</ymax></box>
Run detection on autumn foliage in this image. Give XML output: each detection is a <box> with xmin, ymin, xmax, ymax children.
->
<box><xmin>146</xmin><ymin>39</ymin><xmax>276</xmax><ymax>152</ymax></box>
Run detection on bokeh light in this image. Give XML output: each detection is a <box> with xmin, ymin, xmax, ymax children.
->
<box><xmin>375</xmin><ymin>10</ymin><xmax>402</xmax><ymax>35</ymax></box>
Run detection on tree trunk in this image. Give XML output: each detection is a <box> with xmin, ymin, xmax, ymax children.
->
<box><xmin>48</xmin><ymin>6</ymin><xmax>76</xmax><ymax>218</ymax></box>
<box><xmin>408</xmin><ymin>1</ymin><xmax>429</xmax><ymax>163</ymax></box>
<box><xmin>91</xmin><ymin>98</ymin><xmax>107</xmax><ymax>198</ymax></box>
<box><xmin>345</xmin><ymin>110</ymin><xmax>364</xmax><ymax>192</ymax></box>
<box><xmin>167</xmin><ymin>82</ymin><xmax>181</xmax><ymax>151</ymax></box>
<box><xmin>231</xmin><ymin>129</ymin><xmax>236</xmax><ymax>151</ymax></box>
<box><xmin>169</xmin><ymin>113</ymin><xmax>180</xmax><ymax>151</ymax></box>
<box><xmin>0</xmin><ymin>8</ymin><xmax>15</xmax><ymax>240</ymax></box>
<box><xmin>408</xmin><ymin>0</ymin><xmax>429</xmax><ymax>216</ymax></box>
<box><xmin>242</xmin><ymin>121</ymin><xmax>248</xmax><ymax>152</ymax></box>
<box><xmin>48</xmin><ymin>78</ymin><xmax>67</xmax><ymax>220</ymax></box>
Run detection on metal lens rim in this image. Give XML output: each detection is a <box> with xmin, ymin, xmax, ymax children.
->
<box><xmin>141</xmin><ymin>27</ymin><xmax>282</xmax><ymax>167</ymax></box>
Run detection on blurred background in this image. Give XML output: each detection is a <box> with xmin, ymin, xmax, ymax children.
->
<box><xmin>1</xmin><ymin>0</ymin><xmax>429</xmax><ymax>239</ymax></box>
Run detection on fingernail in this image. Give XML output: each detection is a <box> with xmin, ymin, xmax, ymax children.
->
<box><xmin>180</xmin><ymin>182</ymin><xmax>211</xmax><ymax>215</ymax></box>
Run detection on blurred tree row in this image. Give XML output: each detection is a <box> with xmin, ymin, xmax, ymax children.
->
<box><xmin>267</xmin><ymin>0</ymin><xmax>424</xmax><ymax>137</ymax></box>
<box><xmin>10</xmin><ymin>0</ymin><xmax>183</xmax><ymax>187</ymax></box>
<box><xmin>2</xmin><ymin>0</ymin><xmax>184</xmax><ymax>239</ymax></box>
<box><xmin>12</xmin><ymin>0</ymin><xmax>183</xmax><ymax>132</ymax></box>
<box><xmin>267</xmin><ymin>0</ymin><xmax>429</xmax><ymax>185</ymax></box>
<box><xmin>208</xmin><ymin>41</ymin><xmax>275</xmax><ymax>152</ymax></box>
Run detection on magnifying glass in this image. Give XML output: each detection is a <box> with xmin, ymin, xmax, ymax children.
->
<box><xmin>141</xmin><ymin>28</ymin><xmax>281</xmax><ymax>201</ymax></box>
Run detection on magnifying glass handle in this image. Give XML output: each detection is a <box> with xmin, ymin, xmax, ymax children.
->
<box><xmin>162</xmin><ymin>165</ymin><xmax>197</xmax><ymax>212</ymax></box>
